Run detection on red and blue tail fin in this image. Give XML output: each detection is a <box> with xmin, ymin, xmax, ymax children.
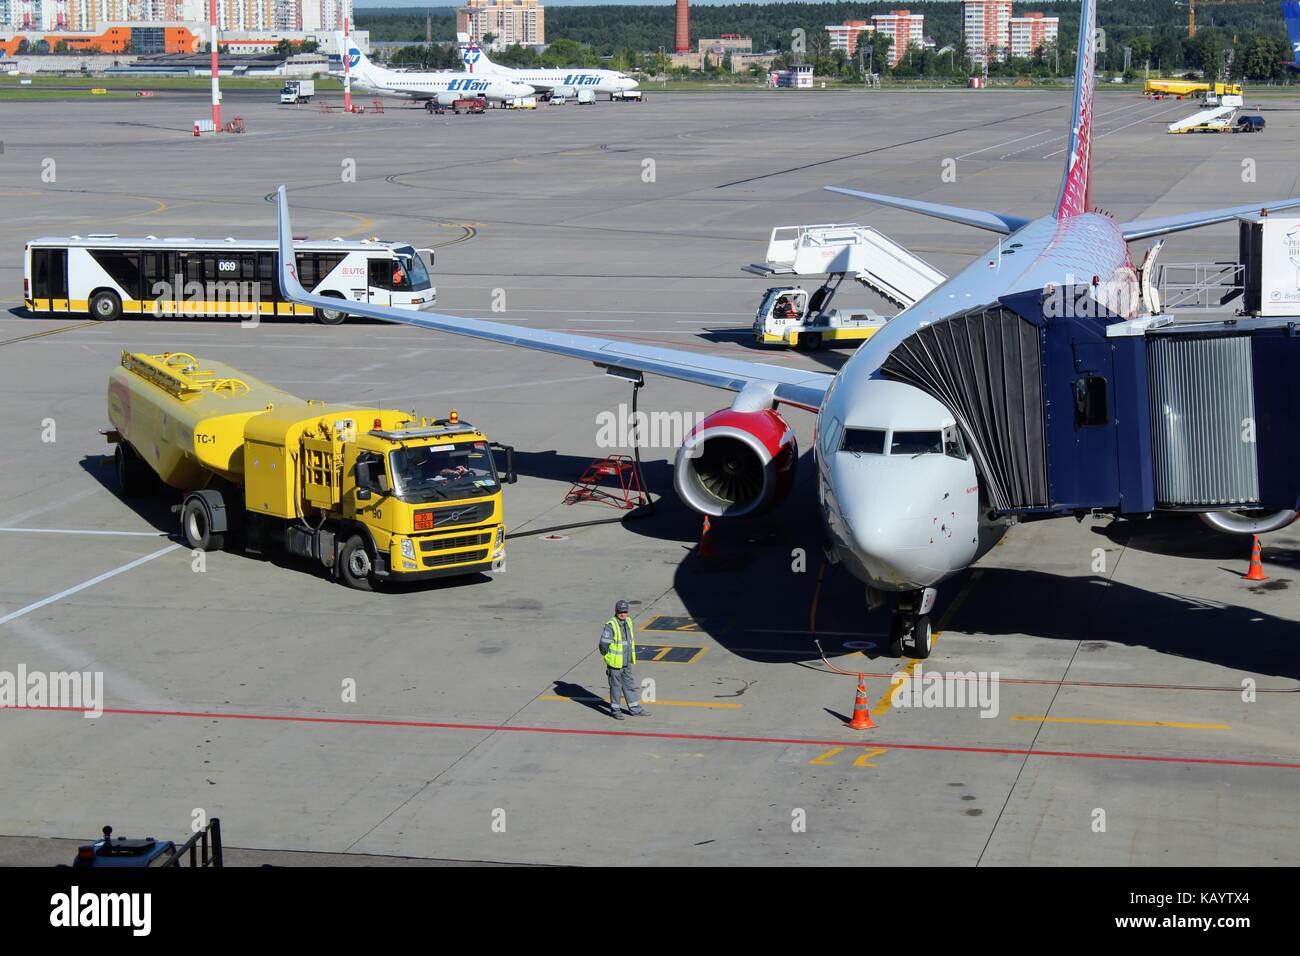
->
<box><xmin>1055</xmin><ymin>0</ymin><xmax>1096</xmax><ymax>218</ymax></box>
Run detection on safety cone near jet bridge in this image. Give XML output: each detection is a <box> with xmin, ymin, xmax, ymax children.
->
<box><xmin>698</xmin><ymin>515</ymin><xmax>713</xmax><ymax>559</ymax></box>
<box><xmin>1243</xmin><ymin>535</ymin><xmax>1267</xmax><ymax>582</ymax></box>
<box><xmin>848</xmin><ymin>674</ymin><xmax>876</xmax><ymax>730</ymax></box>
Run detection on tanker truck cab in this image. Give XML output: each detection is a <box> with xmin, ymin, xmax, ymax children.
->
<box><xmin>344</xmin><ymin>416</ymin><xmax>512</xmax><ymax>586</ymax></box>
<box><xmin>107</xmin><ymin>351</ymin><xmax>513</xmax><ymax>591</ymax></box>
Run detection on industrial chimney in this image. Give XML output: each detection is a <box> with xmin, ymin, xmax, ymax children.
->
<box><xmin>675</xmin><ymin>0</ymin><xmax>689</xmax><ymax>53</ymax></box>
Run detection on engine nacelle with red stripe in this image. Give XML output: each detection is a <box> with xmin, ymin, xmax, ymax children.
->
<box><xmin>673</xmin><ymin>408</ymin><xmax>798</xmax><ymax>518</ymax></box>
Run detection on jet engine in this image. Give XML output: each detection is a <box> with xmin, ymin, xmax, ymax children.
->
<box><xmin>673</xmin><ymin>408</ymin><xmax>797</xmax><ymax>518</ymax></box>
<box><xmin>548</xmin><ymin>86</ymin><xmax>578</xmax><ymax>99</ymax></box>
<box><xmin>1199</xmin><ymin>510</ymin><xmax>1299</xmax><ymax>535</ymax></box>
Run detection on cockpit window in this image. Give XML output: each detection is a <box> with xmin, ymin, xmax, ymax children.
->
<box><xmin>890</xmin><ymin>430</ymin><xmax>943</xmax><ymax>455</ymax></box>
<box><xmin>841</xmin><ymin>428</ymin><xmax>886</xmax><ymax>455</ymax></box>
<box><xmin>943</xmin><ymin>425</ymin><xmax>968</xmax><ymax>460</ymax></box>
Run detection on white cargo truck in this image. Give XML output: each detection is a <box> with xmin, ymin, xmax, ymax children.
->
<box><xmin>280</xmin><ymin>80</ymin><xmax>315</xmax><ymax>104</ymax></box>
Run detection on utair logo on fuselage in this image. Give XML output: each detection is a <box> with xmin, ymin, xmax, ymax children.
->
<box><xmin>447</xmin><ymin>78</ymin><xmax>490</xmax><ymax>92</ymax></box>
<box><xmin>563</xmin><ymin>74</ymin><xmax>601</xmax><ymax>86</ymax></box>
<box><xmin>346</xmin><ymin>47</ymin><xmax>362</xmax><ymax>69</ymax></box>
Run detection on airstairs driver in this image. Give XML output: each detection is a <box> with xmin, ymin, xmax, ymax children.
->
<box><xmin>600</xmin><ymin>600</ymin><xmax>650</xmax><ymax>720</ymax></box>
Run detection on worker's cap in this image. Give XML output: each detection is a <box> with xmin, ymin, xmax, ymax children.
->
<box><xmin>615</xmin><ymin>599</ymin><xmax>630</xmax><ymax>614</ymax></box>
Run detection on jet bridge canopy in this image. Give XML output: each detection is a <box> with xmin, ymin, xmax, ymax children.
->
<box><xmin>879</xmin><ymin>294</ymin><xmax>1300</xmax><ymax>520</ymax></box>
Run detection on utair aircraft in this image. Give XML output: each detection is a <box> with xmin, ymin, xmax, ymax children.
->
<box><xmin>333</xmin><ymin>33</ymin><xmax>533</xmax><ymax>107</ymax></box>
<box><xmin>458</xmin><ymin>34</ymin><xmax>639</xmax><ymax>98</ymax></box>
<box><xmin>279</xmin><ymin>0</ymin><xmax>1300</xmax><ymax>657</ymax></box>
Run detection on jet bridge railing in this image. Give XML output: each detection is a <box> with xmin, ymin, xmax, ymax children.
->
<box><xmin>1154</xmin><ymin>261</ymin><xmax>1244</xmax><ymax>311</ymax></box>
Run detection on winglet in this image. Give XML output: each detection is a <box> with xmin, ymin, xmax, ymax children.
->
<box><xmin>275</xmin><ymin>186</ymin><xmax>309</xmax><ymax>302</ymax></box>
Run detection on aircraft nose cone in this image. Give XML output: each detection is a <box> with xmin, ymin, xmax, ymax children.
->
<box><xmin>623</xmin><ymin>78</ymin><xmax>639</xmax><ymax>90</ymax></box>
<box><xmin>827</xmin><ymin>458</ymin><xmax>944</xmax><ymax>590</ymax></box>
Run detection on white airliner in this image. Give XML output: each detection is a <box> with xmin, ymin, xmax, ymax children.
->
<box><xmin>282</xmin><ymin>0</ymin><xmax>1298</xmax><ymax>658</ymax></box>
<box><xmin>458</xmin><ymin>38</ymin><xmax>639</xmax><ymax>98</ymax></box>
<box><xmin>334</xmin><ymin>34</ymin><xmax>533</xmax><ymax>107</ymax></box>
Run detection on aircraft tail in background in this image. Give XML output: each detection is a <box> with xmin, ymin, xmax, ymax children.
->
<box><xmin>1054</xmin><ymin>0</ymin><xmax>1096</xmax><ymax>218</ymax></box>
<box><xmin>1283</xmin><ymin>1</ymin><xmax>1300</xmax><ymax>70</ymax></box>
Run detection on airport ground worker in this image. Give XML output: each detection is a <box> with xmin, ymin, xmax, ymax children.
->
<box><xmin>600</xmin><ymin>599</ymin><xmax>650</xmax><ymax>720</ymax></box>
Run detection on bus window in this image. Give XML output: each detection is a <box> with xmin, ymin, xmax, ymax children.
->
<box><xmin>314</xmin><ymin>254</ymin><xmax>344</xmax><ymax>288</ymax></box>
<box><xmin>88</xmin><ymin>249</ymin><xmax>141</xmax><ymax>299</ymax></box>
<box><xmin>258</xmin><ymin>252</ymin><xmax>278</xmax><ymax>301</ymax></box>
<box><xmin>31</xmin><ymin>248</ymin><xmax>68</xmax><ymax>303</ymax></box>
<box><xmin>142</xmin><ymin>251</ymin><xmax>177</xmax><ymax>297</ymax></box>
<box><xmin>369</xmin><ymin>258</ymin><xmax>394</xmax><ymax>291</ymax></box>
<box><xmin>397</xmin><ymin>248</ymin><xmax>431</xmax><ymax>290</ymax></box>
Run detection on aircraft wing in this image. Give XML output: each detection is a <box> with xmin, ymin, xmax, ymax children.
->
<box><xmin>824</xmin><ymin>186</ymin><xmax>1032</xmax><ymax>235</ymax></box>
<box><xmin>274</xmin><ymin>188</ymin><xmax>830</xmax><ymax>411</ymax></box>
<box><xmin>1119</xmin><ymin>198</ymin><xmax>1300</xmax><ymax>241</ymax></box>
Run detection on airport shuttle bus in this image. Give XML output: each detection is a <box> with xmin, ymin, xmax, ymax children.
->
<box><xmin>24</xmin><ymin>235</ymin><xmax>436</xmax><ymax>324</ymax></box>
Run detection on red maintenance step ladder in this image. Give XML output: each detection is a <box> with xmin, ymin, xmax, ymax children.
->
<box><xmin>565</xmin><ymin>455</ymin><xmax>647</xmax><ymax>510</ymax></box>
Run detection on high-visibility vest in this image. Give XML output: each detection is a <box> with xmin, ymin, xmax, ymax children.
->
<box><xmin>602</xmin><ymin>617</ymin><xmax>636</xmax><ymax>668</ymax></box>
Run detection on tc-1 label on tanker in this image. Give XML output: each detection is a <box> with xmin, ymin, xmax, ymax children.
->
<box><xmin>195</xmin><ymin>433</ymin><xmax>217</xmax><ymax>445</ymax></box>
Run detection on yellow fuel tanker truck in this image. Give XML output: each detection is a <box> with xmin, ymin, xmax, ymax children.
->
<box><xmin>106</xmin><ymin>351</ymin><xmax>514</xmax><ymax>590</ymax></box>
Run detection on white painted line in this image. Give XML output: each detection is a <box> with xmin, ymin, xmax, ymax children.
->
<box><xmin>567</xmin><ymin>318</ymin><xmax>635</xmax><ymax>323</ymax></box>
<box><xmin>0</xmin><ymin>544</ymin><xmax>181</xmax><ymax>627</ymax></box>
<box><xmin>0</xmin><ymin>527</ymin><xmax>168</xmax><ymax>537</ymax></box>
<box><xmin>0</xmin><ymin>487</ymin><xmax>104</xmax><ymax>526</ymax></box>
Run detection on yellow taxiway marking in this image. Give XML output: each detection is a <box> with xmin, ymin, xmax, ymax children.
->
<box><xmin>809</xmin><ymin>747</ymin><xmax>843</xmax><ymax>765</ymax></box>
<box><xmin>854</xmin><ymin>748</ymin><xmax>888</xmax><ymax>767</ymax></box>
<box><xmin>808</xmin><ymin>746</ymin><xmax>888</xmax><ymax>768</ymax></box>
<box><xmin>1010</xmin><ymin>716</ymin><xmax>1230</xmax><ymax>730</ymax></box>
<box><xmin>538</xmin><ymin>695</ymin><xmax>741</xmax><ymax>710</ymax></box>
<box><xmin>652</xmin><ymin>645</ymin><xmax>672</xmax><ymax>662</ymax></box>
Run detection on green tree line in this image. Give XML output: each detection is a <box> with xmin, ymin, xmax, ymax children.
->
<box><xmin>356</xmin><ymin>2</ymin><xmax>1295</xmax><ymax>82</ymax></box>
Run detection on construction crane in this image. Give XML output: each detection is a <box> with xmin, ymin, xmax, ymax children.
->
<box><xmin>1176</xmin><ymin>0</ymin><xmax>1244</xmax><ymax>38</ymax></box>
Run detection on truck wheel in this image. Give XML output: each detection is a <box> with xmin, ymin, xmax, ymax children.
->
<box><xmin>90</xmin><ymin>290</ymin><xmax>122</xmax><ymax>321</ymax></box>
<box><xmin>181</xmin><ymin>496</ymin><xmax>224</xmax><ymax>552</ymax></box>
<box><xmin>796</xmin><ymin>332</ymin><xmax>823</xmax><ymax>352</ymax></box>
<box><xmin>314</xmin><ymin>292</ymin><xmax>348</xmax><ymax>325</ymax></box>
<box><xmin>114</xmin><ymin>444</ymin><xmax>149</xmax><ymax>497</ymax></box>
<box><xmin>339</xmin><ymin>535</ymin><xmax>375</xmax><ymax>591</ymax></box>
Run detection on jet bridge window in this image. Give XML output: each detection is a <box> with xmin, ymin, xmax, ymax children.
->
<box><xmin>841</xmin><ymin>428</ymin><xmax>886</xmax><ymax>455</ymax></box>
<box><xmin>1073</xmin><ymin>376</ymin><xmax>1108</xmax><ymax>428</ymax></box>
<box><xmin>890</xmin><ymin>430</ymin><xmax>943</xmax><ymax>456</ymax></box>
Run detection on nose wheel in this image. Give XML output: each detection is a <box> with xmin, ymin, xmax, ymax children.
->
<box><xmin>886</xmin><ymin>588</ymin><xmax>937</xmax><ymax>659</ymax></box>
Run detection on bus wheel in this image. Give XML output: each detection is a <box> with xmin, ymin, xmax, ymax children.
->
<box><xmin>339</xmin><ymin>535</ymin><xmax>376</xmax><ymax>591</ymax></box>
<box><xmin>90</xmin><ymin>290</ymin><xmax>122</xmax><ymax>321</ymax></box>
<box><xmin>314</xmin><ymin>293</ymin><xmax>348</xmax><ymax>325</ymax></box>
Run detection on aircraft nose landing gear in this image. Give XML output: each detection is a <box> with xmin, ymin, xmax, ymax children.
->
<box><xmin>888</xmin><ymin>587</ymin><xmax>938</xmax><ymax>659</ymax></box>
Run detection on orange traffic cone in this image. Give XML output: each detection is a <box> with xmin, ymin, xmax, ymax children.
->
<box><xmin>847</xmin><ymin>674</ymin><xmax>875</xmax><ymax>730</ymax></box>
<box><xmin>698</xmin><ymin>515</ymin><xmax>713</xmax><ymax>559</ymax></box>
<box><xmin>1243</xmin><ymin>535</ymin><xmax>1267</xmax><ymax>582</ymax></box>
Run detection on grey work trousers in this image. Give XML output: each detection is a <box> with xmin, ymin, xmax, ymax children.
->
<box><xmin>607</xmin><ymin>665</ymin><xmax>641</xmax><ymax>714</ymax></box>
